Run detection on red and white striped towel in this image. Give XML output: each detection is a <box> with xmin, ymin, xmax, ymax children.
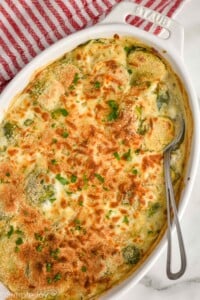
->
<box><xmin>0</xmin><ymin>0</ymin><xmax>187</xmax><ymax>94</ymax></box>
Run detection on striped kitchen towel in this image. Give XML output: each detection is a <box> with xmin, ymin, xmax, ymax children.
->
<box><xmin>0</xmin><ymin>0</ymin><xmax>187</xmax><ymax>93</ymax></box>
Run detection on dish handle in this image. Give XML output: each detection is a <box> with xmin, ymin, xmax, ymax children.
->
<box><xmin>101</xmin><ymin>1</ymin><xmax>184</xmax><ymax>57</ymax></box>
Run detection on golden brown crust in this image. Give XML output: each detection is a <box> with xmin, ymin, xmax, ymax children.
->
<box><xmin>0</xmin><ymin>36</ymin><xmax>192</xmax><ymax>300</ymax></box>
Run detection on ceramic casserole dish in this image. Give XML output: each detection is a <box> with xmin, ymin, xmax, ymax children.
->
<box><xmin>0</xmin><ymin>2</ymin><xmax>199</xmax><ymax>300</ymax></box>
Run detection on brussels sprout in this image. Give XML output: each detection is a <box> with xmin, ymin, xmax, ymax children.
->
<box><xmin>26</xmin><ymin>171</ymin><xmax>56</xmax><ymax>205</ymax></box>
<box><xmin>122</xmin><ymin>245</ymin><xmax>141</xmax><ymax>265</ymax></box>
<box><xmin>3</xmin><ymin>122</ymin><xmax>16</xmax><ymax>139</ymax></box>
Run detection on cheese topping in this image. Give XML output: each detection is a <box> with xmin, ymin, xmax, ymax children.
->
<box><xmin>0</xmin><ymin>36</ymin><xmax>191</xmax><ymax>300</ymax></box>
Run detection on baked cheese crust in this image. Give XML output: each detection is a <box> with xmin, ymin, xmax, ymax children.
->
<box><xmin>0</xmin><ymin>36</ymin><xmax>192</xmax><ymax>300</ymax></box>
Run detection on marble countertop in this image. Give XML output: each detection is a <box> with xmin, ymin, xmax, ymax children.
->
<box><xmin>123</xmin><ymin>0</ymin><xmax>200</xmax><ymax>299</ymax></box>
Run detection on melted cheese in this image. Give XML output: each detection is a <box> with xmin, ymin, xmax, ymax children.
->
<box><xmin>0</xmin><ymin>36</ymin><xmax>192</xmax><ymax>300</ymax></box>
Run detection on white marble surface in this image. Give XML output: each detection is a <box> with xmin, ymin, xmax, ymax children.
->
<box><xmin>123</xmin><ymin>0</ymin><xmax>200</xmax><ymax>299</ymax></box>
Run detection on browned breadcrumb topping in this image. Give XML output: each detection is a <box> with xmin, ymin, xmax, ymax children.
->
<box><xmin>0</xmin><ymin>36</ymin><xmax>189</xmax><ymax>300</ymax></box>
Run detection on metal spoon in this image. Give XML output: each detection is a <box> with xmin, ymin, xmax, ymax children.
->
<box><xmin>163</xmin><ymin>116</ymin><xmax>186</xmax><ymax>280</ymax></box>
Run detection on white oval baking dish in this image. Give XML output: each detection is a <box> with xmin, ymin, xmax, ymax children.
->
<box><xmin>0</xmin><ymin>2</ymin><xmax>199</xmax><ymax>299</ymax></box>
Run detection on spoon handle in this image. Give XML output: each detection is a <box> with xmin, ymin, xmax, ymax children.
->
<box><xmin>164</xmin><ymin>149</ymin><xmax>187</xmax><ymax>280</ymax></box>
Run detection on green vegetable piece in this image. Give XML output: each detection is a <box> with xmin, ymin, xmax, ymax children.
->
<box><xmin>79</xmin><ymin>40</ymin><xmax>91</xmax><ymax>47</ymax></box>
<box><xmin>146</xmin><ymin>81</ymin><xmax>151</xmax><ymax>88</ymax></box>
<box><xmin>74</xmin><ymin>219</ymin><xmax>82</xmax><ymax>231</ymax></box>
<box><xmin>128</xmin><ymin>69</ymin><xmax>132</xmax><ymax>74</ymax></box>
<box><xmin>58</xmin><ymin>108</ymin><xmax>68</xmax><ymax>116</ymax></box>
<box><xmin>124</xmin><ymin>45</ymin><xmax>147</xmax><ymax>55</ymax></box>
<box><xmin>93</xmin><ymin>39</ymin><xmax>105</xmax><ymax>44</ymax></box>
<box><xmin>105</xmin><ymin>210</ymin><xmax>113</xmax><ymax>219</ymax></box>
<box><xmin>147</xmin><ymin>230</ymin><xmax>154</xmax><ymax>235</ymax></box>
<box><xmin>7</xmin><ymin>225</ymin><xmax>14</xmax><ymax>238</ymax></box>
<box><xmin>70</xmin><ymin>174</ymin><xmax>77</xmax><ymax>183</ymax></box>
<box><xmin>47</xmin><ymin>277</ymin><xmax>52</xmax><ymax>284</ymax></box>
<box><xmin>15</xmin><ymin>237</ymin><xmax>23</xmax><ymax>245</ymax></box>
<box><xmin>94</xmin><ymin>81</ymin><xmax>101</xmax><ymax>89</ymax></box>
<box><xmin>36</xmin><ymin>244</ymin><xmax>43</xmax><ymax>252</ymax></box>
<box><xmin>6</xmin><ymin>172</ymin><xmax>10</xmax><ymax>177</ymax></box>
<box><xmin>135</xmin><ymin>106</ymin><xmax>142</xmax><ymax>118</ymax></box>
<box><xmin>38</xmin><ymin>184</ymin><xmax>55</xmax><ymax>203</ymax></box>
<box><xmin>124</xmin><ymin>46</ymin><xmax>132</xmax><ymax>54</ymax></box>
<box><xmin>24</xmin><ymin>119</ymin><xmax>33</xmax><ymax>126</ymax></box>
<box><xmin>73</xmin><ymin>73</ymin><xmax>79</xmax><ymax>84</ymax></box>
<box><xmin>156</xmin><ymin>91</ymin><xmax>170</xmax><ymax>110</ymax></box>
<box><xmin>52</xmin><ymin>138</ymin><xmax>57</xmax><ymax>144</ymax></box>
<box><xmin>51</xmin><ymin>159</ymin><xmax>57</xmax><ymax>165</ymax></box>
<box><xmin>62</xmin><ymin>131</ymin><xmax>69</xmax><ymax>138</ymax></box>
<box><xmin>113</xmin><ymin>152</ymin><xmax>120</xmax><ymax>160</ymax></box>
<box><xmin>81</xmin><ymin>266</ymin><xmax>87</xmax><ymax>272</ymax></box>
<box><xmin>50</xmin><ymin>248</ymin><xmax>60</xmax><ymax>259</ymax></box>
<box><xmin>94</xmin><ymin>173</ymin><xmax>104</xmax><ymax>183</ymax></box>
<box><xmin>132</xmin><ymin>168</ymin><xmax>138</xmax><ymax>175</ymax></box>
<box><xmin>49</xmin><ymin>198</ymin><xmax>56</xmax><ymax>203</ymax></box>
<box><xmin>123</xmin><ymin>216</ymin><xmax>129</xmax><ymax>224</ymax></box>
<box><xmin>3</xmin><ymin>122</ymin><xmax>15</xmax><ymax>139</ymax></box>
<box><xmin>103</xmin><ymin>186</ymin><xmax>109</xmax><ymax>191</ymax></box>
<box><xmin>34</xmin><ymin>233</ymin><xmax>43</xmax><ymax>241</ymax></box>
<box><xmin>147</xmin><ymin>202</ymin><xmax>161</xmax><ymax>217</ymax></box>
<box><xmin>135</xmin><ymin>149</ymin><xmax>140</xmax><ymax>155</ymax></box>
<box><xmin>55</xmin><ymin>174</ymin><xmax>69</xmax><ymax>185</ymax></box>
<box><xmin>69</xmin><ymin>84</ymin><xmax>75</xmax><ymax>90</ymax></box>
<box><xmin>107</xmin><ymin>100</ymin><xmax>119</xmax><ymax>121</ymax></box>
<box><xmin>122</xmin><ymin>245</ymin><xmax>141</xmax><ymax>265</ymax></box>
<box><xmin>51</xmin><ymin>108</ymin><xmax>68</xmax><ymax>119</ymax></box>
<box><xmin>137</xmin><ymin>119</ymin><xmax>148</xmax><ymax>135</ymax></box>
<box><xmin>15</xmin><ymin>229</ymin><xmax>23</xmax><ymax>235</ymax></box>
<box><xmin>123</xmin><ymin>149</ymin><xmax>132</xmax><ymax>161</ymax></box>
<box><xmin>75</xmin><ymin>225</ymin><xmax>82</xmax><ymax>231</ymax></box>
<box><xmin>46</xmin><ymin>262</ymin><xmax>52</xmax><ymax>272</ymax></box>
<box><xmin>29</xmin><ymin>182</ymin><xmax>54</xmax><ymax>204</ymax></box>
<box><xmin>66</xmin><ymin>190</ymin><xmax>73</xmax><ymax>195</ymax></box>
<box><xmin>54</xmin><ymin>273</ymin><xmax>61</xmax><ymax>281</ymax></box>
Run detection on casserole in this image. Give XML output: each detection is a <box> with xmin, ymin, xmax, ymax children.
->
<box><xmin>0</xmin><ymin>2</ymin><xmax>199</xmax><ymax>299</ymax></box>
